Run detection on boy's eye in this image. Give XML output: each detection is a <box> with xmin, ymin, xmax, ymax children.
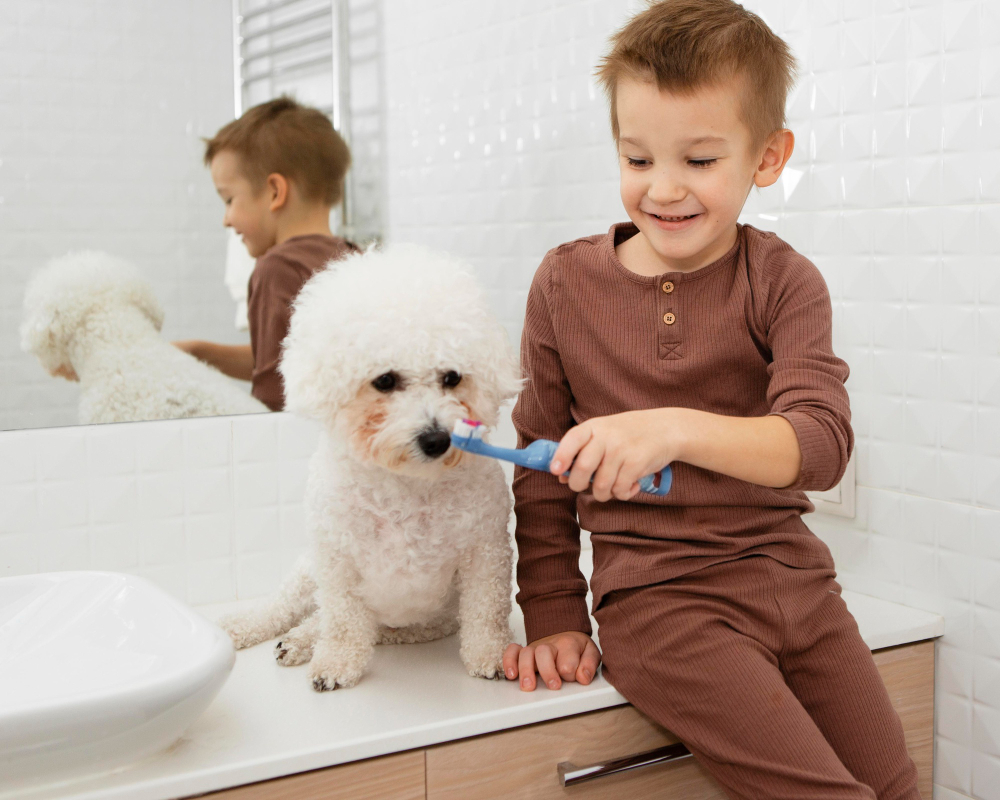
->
<box><xmin>689</xmin><ymin>159</ymin><xmax>717</xmax><ymax>168</ymax></box>
<box><xmin>625</xmin><ymin>157</ymin><xmax>649</xmax><ymax>167</ymax></box>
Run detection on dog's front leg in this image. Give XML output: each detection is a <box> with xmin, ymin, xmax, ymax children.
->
<box><xmin>457</xmin><ymin>535</ymin><xmax>514</xmax><ymax>680</ymax></box>
<box><xmin>309</xmin><ymin>557</ymin><xmax>378</xmax><ymax>691</ymax></box>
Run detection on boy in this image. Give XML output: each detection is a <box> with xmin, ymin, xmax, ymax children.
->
<box><xmin>175</xmin><ymin>97</ymin><xmax>358</xmax><ymax>410</ymax></box>
<box><xmin>502</xmin><ymin>2</ymin><xmax>920</xmax><ymax>798</ymax></box>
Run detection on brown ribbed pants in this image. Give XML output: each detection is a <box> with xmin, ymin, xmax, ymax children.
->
<box><xmin>593</xmin><ymin>555</ymin><xmax>921</xmax><ymax>800</ymax></box>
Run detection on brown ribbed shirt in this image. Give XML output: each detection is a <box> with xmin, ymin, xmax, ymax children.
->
<box><xmin>512</xmin><ymin>222</ymin><xmax>853</xmax><ymax>643</ymax></box>
<box><xmin>248</xmin><ymin>234</ymin><xmax>359</xmax><ymax>410</ymax></box>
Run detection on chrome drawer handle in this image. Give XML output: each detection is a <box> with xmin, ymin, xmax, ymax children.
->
<box><xmin>558</xmin><ymin>742</ymin><xmax>693</xmax><ymax>786</ymax></box>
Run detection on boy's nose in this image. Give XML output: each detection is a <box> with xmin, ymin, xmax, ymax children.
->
<box><xmin>648</xmin><ymin>170</ymin><xmax>686</xmax><ymax>204</ymax></box>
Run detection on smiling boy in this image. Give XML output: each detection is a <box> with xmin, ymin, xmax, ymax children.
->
<box><xmin>502</xmin><ymin>2</ymin><xmax>920</xmax><ymax>798</ymax></box>
<box><xmin>175</xmin><ymin>97</ymin><xmax>358</xmax><ymax>410</ymax></box>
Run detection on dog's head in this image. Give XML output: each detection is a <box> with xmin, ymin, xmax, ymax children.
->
<box><xmin>20</xmin><ymin>251</ymin><xmax>164</xmax><ymax>375</ymax></box>
<box><xmin>280</xmin><ymin>244</ymin><xmax>522</xmax><ymax>477</ymax></box>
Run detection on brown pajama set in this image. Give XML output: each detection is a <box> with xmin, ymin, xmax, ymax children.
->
<box><xmin>511</xmin><ymin>223</ymin><xmax>921</xmax><ymax>800</ymax></box>
<box><xmin>247</xmin><ymin>234</ymin><xmax>359</xmax><ymax>410</ymax></box>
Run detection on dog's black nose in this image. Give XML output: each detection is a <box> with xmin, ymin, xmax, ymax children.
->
<box><xmin>417</xmin><ymin>428</ymin><xmax>452</xmax><ymax>458</ymax></box>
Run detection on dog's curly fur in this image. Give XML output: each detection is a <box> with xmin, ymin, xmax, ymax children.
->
<box><xmin>220</xmin><ymin>244</ymin><xmax>522</xmax><ymax>690</ymax></box>
<box><xmin>20</xmin><ymin>251</ymin><xmax>267</xmax><ymax>424</ymax></box>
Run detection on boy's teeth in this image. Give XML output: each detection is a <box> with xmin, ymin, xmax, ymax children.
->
<box><xmin>655</xmin><ymin>214</ymin><xmax>695</xmax><ymax>221</ymax></box>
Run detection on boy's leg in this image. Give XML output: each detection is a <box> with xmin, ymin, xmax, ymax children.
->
<box><xmin>594</xmin><ymin>560</ymin><xmax>880</xmax><ymax>800</ymax></box>
<box><xmin>774</xmin><ymin>560</ymin><xmax>921</xmax><ymax>800</ymax></box>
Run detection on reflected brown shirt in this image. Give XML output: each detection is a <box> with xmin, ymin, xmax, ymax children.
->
<box><xmin>247</xmin><ymin>234</ymin><xmax>359</xmax><ymax>411</ymax></box>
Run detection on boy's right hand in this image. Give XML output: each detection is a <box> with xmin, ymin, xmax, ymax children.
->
<box><xmin>503</xmin><ymin>631</ymin><xmax>601</xmax><ymax>691</ymax></box>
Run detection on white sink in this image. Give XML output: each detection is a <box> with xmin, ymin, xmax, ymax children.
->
<box><xmin>0</xmin><ymin>572</ymin><xmax>234</xmax><ymax>785</ymax></box>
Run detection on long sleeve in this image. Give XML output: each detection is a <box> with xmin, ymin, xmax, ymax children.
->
<box><xmin>511</xmin><ymin>258</ymin><xmax>593</xmax><ymax>641</ymax></box>
<box><xmin>247</xmin><ymin>254</ymin><xmax>306</xmax><ymax>411</ymax></box>
<box><xmin>763</xmin><ymin>255</ymin><xmax>853</xmax><ymax>492</ymax></box>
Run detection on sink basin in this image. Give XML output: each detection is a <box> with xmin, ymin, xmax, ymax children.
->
<box><xmin>0</xmin><ymin>571</ymin><xmax>234</xmax><ymax>785</ymax></box>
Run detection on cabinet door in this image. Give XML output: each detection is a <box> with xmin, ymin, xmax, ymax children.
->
<box><xmin>873</xmin><ymin>640</ymin><xmax>934</xmax><ymax>799</ymax></box>
<box><xmin>427</xmin><ymin>704</ymin><xmax>726</xmax><ymax>800</ymax></box>
<box><xmin>197</xmin><ymin>750</ymin><xmax>425</xmax><ymax>800</ymax></box>
<box><xmin>426</xmin><ymin>640</ymin><xmax>935</xmax><ymax>799</ymax></box>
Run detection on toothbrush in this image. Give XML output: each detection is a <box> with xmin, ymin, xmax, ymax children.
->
<box><xmin>451</xmin><ymin>419</ymin><xmax>672</xmax><ymax>497</ymax></box>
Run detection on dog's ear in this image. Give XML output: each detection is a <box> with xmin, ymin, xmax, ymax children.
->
<box><xmin>127</xmin><ymin>280</ymin><xmax>165</xmax><ymax>332</ymax></box>
<box><xmin>278</xmin><ymin>271</ymin><xmax>354</xmax><ymax>422</ymax></box>
<box><xmin>20</xmin><ymin>302</ymin><xmax>70</xmax><ymax>374</ymax></box>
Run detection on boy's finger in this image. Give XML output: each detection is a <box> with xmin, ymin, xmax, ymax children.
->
<box><xmin>550</xmin><ymin>425</ymin><xmax>592</xmax><ymax>475</ymax></box>
<box><xmin>503</xmin><ymin>643</ymin><xmax>521</xmax><ymax>680</ymax></box>
<box><xmin>577</xmin><ymin>640</ymin><xmax>602</xmax><ymax>684</ymax></box>
<box><xmin>592</xmin><ymin>453</ymin><xmax>626</xmax><ymax>503</ymax></box>
<box><xmin>554</xmin><ymin>640</ymin><xmax>582</xmax><ymax>680</ymax></box>
<box><xmin>567</xmin><ymin>439</ymin><xmax>604</xmax><ymax>493</ymax></box>
<box><xmin>534</xmin><ymin>644</ymin><xmax>562</xmax><ymax>690</ymax></box>
<box><xmin>611</xmin><ymin>469</ymin><xmax>639</xmax><ymax>501</ymax></box>
<box><xmin>517</xmin><ymin>646</ymin><xmax>537</xmax><ymax>691</ymax></box>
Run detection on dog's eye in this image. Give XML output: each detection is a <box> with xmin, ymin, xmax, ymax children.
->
<box><xmin>372</xmin><ymin>372</ymin><xmax>399</xmax><ymax>392</ymax></box>
<box><xmin>442</xmin><ymin>371</ymin><xmax>462</xmax><ymax>388</ymax></box>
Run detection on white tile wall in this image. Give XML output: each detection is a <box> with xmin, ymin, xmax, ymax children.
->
<box><xmin>0</xmin><ymin>411</ymin><xmax>319</xmax><ymax>605</ymax></box>
<box><xmin>0</xmin><ymin>0</ymin><xmax>243</xmax><ymax>431</ymax></box>
<box><xmin>379</xmin><ymin>1</ymin><xmax>1000</xmax><ymax>797</ymax></box>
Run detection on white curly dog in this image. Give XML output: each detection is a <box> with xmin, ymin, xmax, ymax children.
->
<box><xmin>220</xmin><ymin>244</ymin><xmax>522</xmax><ymax>691</ymax></box>
<box><xmin>21</xmin><ymin>251</ymin><xmax>266</xmax><ymax>424</ymax></box>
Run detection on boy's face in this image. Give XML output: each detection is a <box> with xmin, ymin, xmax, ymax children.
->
<box><xmin>209</xmin><ymin>150</ymin><xmax>277</xmax><ymax>258</ymax></box>
<box><xmin>615</xmin><ymin>78</ymin><xmax>784</xmax><ymax>273</ymax></box>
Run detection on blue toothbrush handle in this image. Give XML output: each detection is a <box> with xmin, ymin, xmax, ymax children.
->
<box><xmin>637</xmin><ymin>465</ymin><xmax>672</xmax><ymax>497</ymax></box>
<box><xmin>451</xmin><ymin>432</ymin><xmax>672</xmax><ymax>496</ymax></box>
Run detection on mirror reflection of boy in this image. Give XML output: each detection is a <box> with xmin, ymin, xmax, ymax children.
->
<box><xmin>502</xmin><ymin>2</ymin><xmax>921</xmax><ymax>798</ymax></box>
<box><xmin>175</xmin><ymin>97</ymin><xmax>358</xmax><ymax>410</ymax></box>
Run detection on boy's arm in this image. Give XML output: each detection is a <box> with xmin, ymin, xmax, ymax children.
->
<box><xmin>174</xmin><ymin>341</ymin><xmax>253</xmax><ymax>381</ymax></box>
<box><xmin>512</xmin><ymin>258</ymin><xmax>593</xmax><ymax>643</ymax></box>
<box><xmin>762</xmin><ymin>255</ymin><xmax>852</xmax><ymax>492</ymax></box>
<box><xmin>553</xmin><ymin>253</ymin><xmax>851</xmax><ymax>498</ymax></box>
<box><xmin>247</xmin><ymin>256</ymin><xmax>304</xmax><ymax>411</ymax></box>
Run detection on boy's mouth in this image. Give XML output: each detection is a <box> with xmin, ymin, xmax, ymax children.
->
<box><xmin>650</xmin><ymin>212</ymin><xmax>699</xmax><ymax>222</ymax></box>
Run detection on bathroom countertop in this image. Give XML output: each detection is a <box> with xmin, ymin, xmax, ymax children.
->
<box><xmin>4</xmin><ymin>575</ymin><xmax>944</xmax><ymax>800</ymax></box>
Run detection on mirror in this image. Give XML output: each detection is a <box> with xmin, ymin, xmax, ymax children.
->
<box><xmin>2</xmin><ymin>0</ymin><xmax>384</xmax><ymax>431</ymax></box>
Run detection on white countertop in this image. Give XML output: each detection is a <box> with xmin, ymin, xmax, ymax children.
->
<box><xmin>3</xmin><ymin>577</ymin><xmax>944</xmax><ymax>800</ymax></box>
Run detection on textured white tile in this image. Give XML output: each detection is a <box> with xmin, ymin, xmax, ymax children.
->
<box><xmin>972</xmin><ymin>752</ymin><xmax>1000</xmax><ymax>800</ymax></box>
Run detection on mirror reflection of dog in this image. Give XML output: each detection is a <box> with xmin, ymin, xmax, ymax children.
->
<box><xmin>20</xmin><ymin>251</ymin><xmax>267</xmax><ymax>424</ymax></box>
<box><xmin>220</xmin><ymin>244</ymin><xmax>522</xmax><ymax>690</ymax></box>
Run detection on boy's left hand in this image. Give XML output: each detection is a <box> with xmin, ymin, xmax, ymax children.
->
<box><xmin>550</xmin><ymin>409</ymin><xmax>681</xmax><ymax>502</ymax></box>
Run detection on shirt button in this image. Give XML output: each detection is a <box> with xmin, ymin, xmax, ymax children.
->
<box><xmin>663</xmin><ymin>312</ymin><xmax>676</xmax><ymax>325</ymax></box>
<box><xmin>662</xmin><ymin>281</ymin><xmax>674</xmax><ymax>293</ymax></box>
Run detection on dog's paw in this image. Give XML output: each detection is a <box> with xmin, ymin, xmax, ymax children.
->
<box><xmin>309</xmin><ymin>663</ymin><xmax>363</xmax><ymax>691</ymax></box>
<box><xmin>274</xmin><ymin>621</ymin><xmax>317</xmax><ymax>666</ymax></box>
<box><xmin>462</xmin><ymin>650</ymin><xmax>505</xmax><ymax>680</ymax></box>
<box><xmin>308</xmin><ymin>643</ymin><xmax>368</xmax><ymax>691</ymax></box>
<box><xmin>274</xmin><ymin>638</ymin><xmax>312</xmax><ymax>666</ymax></box>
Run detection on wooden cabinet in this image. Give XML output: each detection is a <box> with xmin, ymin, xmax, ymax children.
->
<box><xmin>197</xmin><ymin>751</ymin><xmax>425</xmax><ymax>800</ymax></box>
<box><xmin>196</xmin><ymin>639</ymin><xmax>935</xmax><ymax>800</ymax></box>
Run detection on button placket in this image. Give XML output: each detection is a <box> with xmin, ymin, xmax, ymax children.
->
<box><xmin>657</xmin><ymin>277</ymin><xmax>682</xmax><ymax>360</ymax></box>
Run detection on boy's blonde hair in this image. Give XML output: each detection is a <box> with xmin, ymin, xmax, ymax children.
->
<box><xmin>596</xmin><ymin>0</ymin><xmax>797</xmax><ymax>153</ymax></box>
<box><xmin>204</xmin><ymin>97</ymin><xmax>351</xmax><ymax>206</ymax></box>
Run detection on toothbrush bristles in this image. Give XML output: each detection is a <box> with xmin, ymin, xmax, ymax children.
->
<box><xmin>452</xmin><ymin>419</ymin><xmax>486</xmax><ymax>440</ymax></box>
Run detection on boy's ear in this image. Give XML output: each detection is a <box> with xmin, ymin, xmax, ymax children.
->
<box><xmin>753</xmin><ymin>129</ymin><xmax>795</xmax><ymax>189</ymax></box>
<box><xmin>266</xmin><ymin>173</ymin><xmax>290</xmax><ymax>212</ymax></box>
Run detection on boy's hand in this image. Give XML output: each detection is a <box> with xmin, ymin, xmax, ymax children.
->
<box><xmin>551</xmin><ymin>409</ymin><xmax>680</xmax><ymax>502</ymax></box>
<box><xmin>503</xmin><ymin>631</ymin><xmax>601</xmax><ymax>691</ymax></box>
<box><xmin>172</xmin><ymin>340</ymin><xmax>204</xmax><ymax>359</ymax></box>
